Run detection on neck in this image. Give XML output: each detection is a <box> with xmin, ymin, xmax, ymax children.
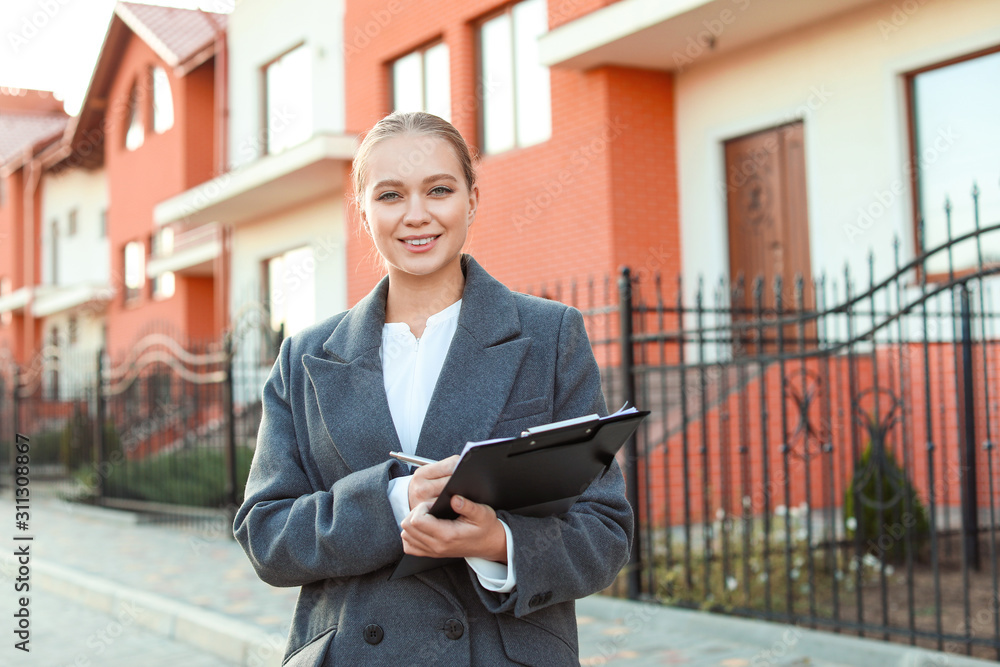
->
<box><xmin>384</xmin><ymin>257</ymin><xmax>465</xmax><ymax>338</ymax></box>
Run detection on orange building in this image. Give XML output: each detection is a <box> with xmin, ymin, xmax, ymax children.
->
<box><xmin>343</xmin><ymin>0</ymin><xmax>680</xmax><ymax>304</ymax></box>
<box><xmin>65</xmin><ymin>2</ymin><xmax>227</xmax><ymax>360</ymax></box>
<box><xmin>0</xmin><ymin>88</ymin><xmax>68</xmax><ymax>364</ymax></box>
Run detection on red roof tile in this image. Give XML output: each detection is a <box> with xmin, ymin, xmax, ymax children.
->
<box><xmin>116</xmin><ymin>2</ymin><xmax>227</xmax><ymax>69</ymax></box>
<box><xmin>0</xmin><ymin>113</ymin><xmax>68</xmax><ymax>166</ymax></box>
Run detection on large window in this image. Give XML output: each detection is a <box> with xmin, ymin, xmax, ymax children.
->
<box><xmin>125</xmin><ymin>83</ymin><xmax>144</xmax><ymax>151</ymax></box>
<box><xmin>124</xmin><ymin>241</ymin><xmax>145</xmax><ymax>304</ymax></box>
<box><xmin>0</xmin><ymin>277</ymin><xmax>11</xmax><ymax>325</ymax></box>
<box><xmin>265</xmin><ymin>246</ymin><xmax>315</xmax><ymax>340</ymax></box>
<box><xmin>392</xmin><ymin>42</ymin><xmax>451</xmax><ymax>121</ymax></box>
<box><xmin>479</xmin><ymin>0</ymin><xmax>551</xmax><ymax>154</ymax></box>
<box><xmin>910</xmin><ymin>49</ymin><xmax>1000</xmax><ymax>273</ymax></box>
<box><xmin>152</xmin><ymin>66</ymin><xmax>174</xmax><ymax>133</ymax></box>
<box><xmin>264</xmin><ymin>44</ymin><xmax>313</xmax><ymax>155</ymax></box>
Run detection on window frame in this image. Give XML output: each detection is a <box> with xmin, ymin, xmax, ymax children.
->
<box><xmin>389</xmin><ymin>39</ymin><xmax>451</xmax><ymax>121</ymax></box>
<box><xmin>151</xmin><ymin>65</ymin><xmax>175</xmax><ymax>134</ymax></box>
<box><xmin>124</xmin><ymin>80</ymin><xmax>145</xmax><ymax>151</ymax></box>
<box><xmin>904</xmin><ymin>43</ymin><xmax>1000</xmax><ymax>280</ymax></box>
<box><xmin>123</xmin><ymin>240</ymin><xmax>146</xmax><ymax>305</ymax></box>
<box><xmin>261</xmin><ymin>42</ymin><xmax>313</xmax><ymax>156</ymax></box>
<box><xmin>476</xmin><ymin>0</ymin><xmax>552</xmax><ymax>155</ymax></box>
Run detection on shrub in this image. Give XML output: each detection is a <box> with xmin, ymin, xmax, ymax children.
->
<box><xmin>844</xmin><ymin>439</ymin><xmax>930</xmax><ymax>563</ymax></box>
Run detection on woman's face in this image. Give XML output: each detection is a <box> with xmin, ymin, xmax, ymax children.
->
<box><xmin>361</xmin><ymin>133</ymin><xmax>478</xmax><ymax>282</ymax></box>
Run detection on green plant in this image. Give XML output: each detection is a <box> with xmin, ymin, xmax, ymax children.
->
<box><xmin>103</xmin><ymin>445</ymin><xmax>254</xmax><ymax>508</ymax></box>
<box><xmin>843</xmin><ymin>440</ymin><xmax>930</xmax><ymax>563</ymax></box>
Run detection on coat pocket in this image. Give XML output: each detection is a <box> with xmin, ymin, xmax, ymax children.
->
<box><xmin>283</xmin><ymin>625</ymin><xmax>336</xmax><ymax>667</ymax></box>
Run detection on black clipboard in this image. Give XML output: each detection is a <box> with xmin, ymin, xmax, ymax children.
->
<box><xmin>389</xmin><ymin>408</ymin><xmax>649</xmax><ymax>579</ymax></box>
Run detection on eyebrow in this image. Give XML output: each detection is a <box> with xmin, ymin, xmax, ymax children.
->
<box><xmin>372</xmin><ymin>174</ymin><xmax>459</xmax><ymax>190</ymax></box>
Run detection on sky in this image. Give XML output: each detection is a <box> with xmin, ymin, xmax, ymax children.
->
<box><xmin>0</xmin><ymin>0</ymin><xmax>233</xmax><ymax>115</ymax></box>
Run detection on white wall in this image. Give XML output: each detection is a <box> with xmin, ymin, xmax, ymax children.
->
<box><xmin>675</xmin><ymin>0</ymin><xmax>1000</xmax><ymax>296</ymax></box>
<box><xmin>227</xmin><ymin>0</ymin><xmax>346</xmax><ymax>169</ymax></box>
<box><xmin>229</xmin><ymin>197</ymin><xmax>347</xmax><ymax>402</ymax></box>
<box><xmin>40</xmin><ymin>167</ymin><xmax>109</xmax><ymax>287</ymax></box>
<box><xmin>40</xmin><ymin>308</ymin><xmax>105</xmax><ymax>400</ymax></box>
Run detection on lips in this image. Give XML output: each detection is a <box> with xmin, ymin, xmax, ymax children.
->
<box><xmin>400</xmin><ymin>234</ymin><xmax>441</xmax><ymax>252</ymax></box>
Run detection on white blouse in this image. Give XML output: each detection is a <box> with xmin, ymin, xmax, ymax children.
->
<box><xmin>382</xmin><ymin>299</ymin><xmax>516</xmax><ymax>593</ymax></box>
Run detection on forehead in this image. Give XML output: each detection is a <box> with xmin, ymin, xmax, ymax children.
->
<box><xmin>365</xmin><ymin>134</ymin><xmax>463</xmax><ymax>186</ymax></box>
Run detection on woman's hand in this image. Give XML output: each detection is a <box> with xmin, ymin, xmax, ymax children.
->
<box><xmin>400</xmin><ymin>495</ymin><xmax>508</xmax><ymax>563</ymax></box>
<box><xmin>407</xmin><ymin>455</ymin><xmax>459</xmax><ymax>509</ymax></box>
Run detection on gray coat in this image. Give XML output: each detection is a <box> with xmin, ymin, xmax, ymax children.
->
<box><xmin>234</xmin><ymin>255</ymin><xmax>633</xmax><ymax>666</ymax></box>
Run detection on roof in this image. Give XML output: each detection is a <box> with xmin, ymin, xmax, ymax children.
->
<box><xmin>116</xmin><ymin>2</ymin><xmax>227</xmax><ymax>72</ymax></box>
<box><xmin>59</xmin><ymin>2</ymin><xmax>227</xmax><ymax>170</ymax></box>
<box><xmin>0</xmin><ymin>114</ymin><xmax>68</xmax><ymax>166</ymax></box>
<box><xmin>0</xmin><ymin>89</ymin><xmax>69</xmax><ymax>168</ymax></box>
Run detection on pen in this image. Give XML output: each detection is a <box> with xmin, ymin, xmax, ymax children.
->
<box><xmin>389</xmin><ymin>451</ymin><xmax>439</xmax><ymax>467</ymax></box>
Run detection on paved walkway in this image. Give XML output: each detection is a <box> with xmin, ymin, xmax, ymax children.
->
<box><xmin>0</xmin><ymin>492</ymin><xmax>996</xmax><ymax>666</ymax></box>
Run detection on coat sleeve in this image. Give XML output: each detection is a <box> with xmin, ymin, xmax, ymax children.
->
<box><xmin>233</xmin><ymin>337</ymin><xmax>406</xmax><ymax>587</ymax></box>
<box><xmin>473</xmin><ymin>306</ymin><xmax>635</xmax><ymax>616</ymax></box>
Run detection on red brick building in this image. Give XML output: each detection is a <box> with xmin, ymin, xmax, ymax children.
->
<box><xmin>344</xmin><ymin>0</ymin><xmax>679</xmax><ymax>304</ymax></box>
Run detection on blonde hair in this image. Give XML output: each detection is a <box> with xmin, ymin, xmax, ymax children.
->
<box><xmin>351</xmin><ymin>111</ymin><xmax>477</xmax><ymax>208</ymax></box>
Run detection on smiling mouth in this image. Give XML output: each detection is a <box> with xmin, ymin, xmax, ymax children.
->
<box><xmin>403</xmin><ymin>235</ymin><xmax>440</xmax><ymax>246</ymax></box>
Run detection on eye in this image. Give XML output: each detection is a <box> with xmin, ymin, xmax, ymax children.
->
<box><xmin>429</xmin><ymin>185</ymin><xmax>453</xmax><ymax>196</ymax></box>
<box><xmin>376</xmin><ymin>191</ymin><xmax>400</xmax><ymax>201</ymax></box>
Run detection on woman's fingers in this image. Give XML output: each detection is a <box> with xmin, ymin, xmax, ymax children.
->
<box><xmin>407</xmin><ymin>454</ymin><xmax>460</xmax><ymax>507</ymax></box>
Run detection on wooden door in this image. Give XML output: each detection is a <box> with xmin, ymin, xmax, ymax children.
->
<box><xmin>725</xmin><ymin>122</ymin><xmax>813</xmax><ymax>350</ymax></box>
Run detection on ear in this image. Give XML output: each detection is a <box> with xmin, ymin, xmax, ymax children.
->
<box><xmin>359</xmin><ymin>207</ymin><xmax>371</xmax><ymax>236</ymax></box>
<box><xmin>467</xmin><ymin>184</ymin><xmax>479</xmax><ymax>226</ymax></box>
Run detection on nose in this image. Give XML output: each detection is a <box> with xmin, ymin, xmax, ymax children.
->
<box><xmin>402</xmin><ymin>195</ymin><xmax>430</xmax><ymax>226</ymax></box>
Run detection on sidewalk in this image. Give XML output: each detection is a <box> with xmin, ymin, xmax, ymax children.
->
<box><xmin>1</xmin><ymin>493</ymin><xmax>996</xmax><ymax>667</ymax></box>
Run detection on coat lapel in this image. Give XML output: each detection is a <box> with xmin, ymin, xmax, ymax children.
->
<box><xmin>415</xmin><ymin>256</ymin><xmax>532</xmax><ymax>462</ymax></box>
<box><xmin>302</xmin><ymin>275</ymin><xmax>402</xmax><ymax>475</ymax></box>
<box><xmin>301</xmin><ymin>255</ymin><xmax>531</xmax><ymax>474</ymax></box>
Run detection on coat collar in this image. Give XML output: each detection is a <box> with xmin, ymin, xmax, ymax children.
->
<box><xmin>304</xmin><ymin>255</ymin><xmax>531</xmax><ymax>474</ymax></box>
<box><xmin>320</xmin><ymin>254</ymin><xmax>522</xmax><ymax>362</ymax></box>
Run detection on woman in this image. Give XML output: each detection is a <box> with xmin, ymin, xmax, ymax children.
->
<box><xmin>234</xmin><ymin>111</ymin><xmax>632</xmax><ymax>666</ymax></box>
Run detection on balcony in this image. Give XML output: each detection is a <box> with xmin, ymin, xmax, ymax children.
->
<box><xmin>32</xmin><ymin>283</ymin><xmax>112</xmax><ymax>317</ymax></box>
<box><xmin>538</xmin><ymin>0</ymin><xmax>883</xmax><ymax>71</ymax></box>
<box><xmin>147</xmin><ymin>223</ymin><xmax>221</xmax><ymax>278</ymax></box>
<box><xmin>153</xmin><ymin>133</ymin><xmax>356</xmax><ymax>228</ymax></box>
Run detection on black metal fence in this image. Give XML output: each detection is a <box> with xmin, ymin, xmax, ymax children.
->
<box><xmin>0</xmin><ymin>313</ymin><xmax>273</xmax><ymax>527</ymax></box>
<box><xmin>547</xmin><ymin>215</ymin><xmax>999</xmax><ymax>659</ymax></box>
<box><xmin>1</xmin><ymin>208</ymin><xmax>998</xmax><ymax>658</ymax></box>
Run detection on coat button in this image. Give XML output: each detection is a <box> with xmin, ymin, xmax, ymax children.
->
<box><xmin>443</xmin><ymin>618</ymin><xmax>464</xmax><ymax>640</ymax></box>
<box><xmin>363</xmin><ymin>624</ymin><xmax>384</xmax><ymax>645</ymax></box>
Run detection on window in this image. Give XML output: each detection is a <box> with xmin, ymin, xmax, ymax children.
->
<box><xmin>125</xmin><ymin>83</ymin><xmax>144</xmax><ymax>150</ymax></box>
<box><xmin>68</xmin><ymin>209</ymin><xmax>78</xmax><ymax>236</ymax></box>
<box><xmin>0</xmin><ymin>277</ymin><xmax>11</xmax><ymax>325</ymax></box>
<box><xmin>68</xmin><ymin>316</ymin><xmax>78</xmax><ymax>346</ymax></box>
<box><xmin>909</xmin><ymin>49</ymin><xmax>1000</xmax><ymax>273</ymax></box>
<box><xmin>50</xmin><ymin>219</ymin><xmax>59</xmax><ymax>285</ymax></box>
<box><xmin>265</xmin><ymin>246</ymin><xmax>315</xmax><ymax>340</ymax></box>
<box><xmin>479</xmin><ymin>0</ymin><xmax>551</xmax><ymax>154</ymax></box>
<box><xmin>124</xmin><ymin>241</ymin><xmax>145</xmax><ymax>303</ymax></box>
<box><xmin>264</xmin><ymin>44</ymin><xmax>313</xmax><ymax>154</ymax></box>
<box><xmin>152</xmin><ymin>66</ymin><xmax>174</xmax><ymax>133</ymax></box>
<box><xmin>392</xmin><ymin>42</ymin><xmax>451</xmax><ymax>121</ymax></box>
<box><xmin>153</xmin><ymin>271</ymin><xmax>175</xmax><ymax>300</ymax></box>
